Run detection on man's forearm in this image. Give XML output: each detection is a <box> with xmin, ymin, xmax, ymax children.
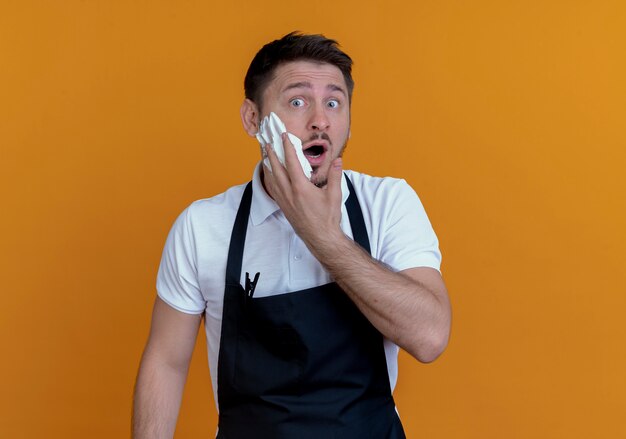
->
<box><xmin>307</xmin><ymin>229</ymin><xmax>451</xmax><ymax>363</ymax></box>
<box><xmin>261</xmin><ymin>147</ymin><xmax>450</xmax><ymax>362</ymax></box>
<box><xmin>132</xmin><ymin>353</ymin><xmax>188</xmax><ymax>439</ymax></box>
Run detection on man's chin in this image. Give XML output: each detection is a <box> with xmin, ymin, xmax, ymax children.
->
<box><xmin>310</xmin><ymin>168</ymin><xmax>328</xmax><ymax>188</ymax></box>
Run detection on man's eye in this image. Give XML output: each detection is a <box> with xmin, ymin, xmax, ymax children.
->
<box><xmin>290</xmin><ymin>98</ymin><xmax>305</xmax><ymax>107</ymax></box>
<box><xmin>327</xmin><ymin>99</ymin><xmax>339</xmax><ymax>108</ymax></box>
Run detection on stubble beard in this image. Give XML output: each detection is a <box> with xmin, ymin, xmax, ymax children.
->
<box><xmin>311</xmin><ymin>137</ymin><xmax>349</xmax><ymax>188</ymax></box>
<box><xmin>257</xmin><ymin>132</ymin><xmax>349</xmax><ymax>188</ymax></box>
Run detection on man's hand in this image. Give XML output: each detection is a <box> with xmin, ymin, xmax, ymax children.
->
<box><xmin>263</xmin><ymin>133</ymin><xmax>344</xmax><ymax>251</ymax></box>
<box><xmin>263</xmin><ymin>134</ymin><xmax>450</xmax><ymax>363</ymax></box>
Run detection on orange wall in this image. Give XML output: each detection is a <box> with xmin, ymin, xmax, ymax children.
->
<box><xmin>1</xmin><ymin>1</ymin><xmax>625</xmax><ymax>437</ymax></box>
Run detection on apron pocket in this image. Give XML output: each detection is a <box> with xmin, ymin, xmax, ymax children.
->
<box><xmin>234</xmin><ymin>323</ymin><xmax>306</xmax><ymax>395</ymax></box>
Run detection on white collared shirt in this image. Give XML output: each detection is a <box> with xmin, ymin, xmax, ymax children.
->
<box><xmin>157</xmin><ymin>162</ymin><xmax>441</xmax><ymax>409</ymax></box>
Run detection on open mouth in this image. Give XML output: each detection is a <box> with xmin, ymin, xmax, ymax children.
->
<box><xmin>303</xmin><ymin>142</ymin><xmax>328</xmax><ymax>167</ymax></box>
<box><xmin>303</xmin><ymin>144</ymin><xmax>325</xmax><ymax>158</ymax></box>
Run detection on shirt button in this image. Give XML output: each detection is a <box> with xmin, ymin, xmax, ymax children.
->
<box><xmin>294</xmin><ymin>254</ymin><xmax>302</xmax><ymax>261</ymax></box>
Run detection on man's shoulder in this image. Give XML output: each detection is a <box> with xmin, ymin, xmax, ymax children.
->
<box><xmin>344</xmin><ymin>169</ymin><xmax>414</xmax><ymax>199</ymax></box>
<box><xmin>187</xmin><ymin>181</ymin><xmax>248</xmax><ymax>213</ymax></box>
<box><xmin>175</xmin><ymin>181</ymin><xmax>249</xmax><ymax>234</ymax></box>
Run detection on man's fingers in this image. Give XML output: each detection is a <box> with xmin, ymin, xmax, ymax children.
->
<box><xmin>262</xmin><ymin>162</ymin><xmax>276</xmax><ymax>197</ymax></box>
<box><xmin>262</xmin><ymin>151</ymin><xmax>279</xmax><ymax>197</ymax></box>
<box><xmin>281</xmin><ymin>133</ymin><xmax>308</xmax><ymax>182</ymax></box>
<box><xmin>265</xmin><ymin>144</ymin><xmax>290</xmax><ymax>187</ymax></box>
<box><xmin>327</xmin><ymin>157</ymin><xmax>343</xmax><ymax>204</ymax></box>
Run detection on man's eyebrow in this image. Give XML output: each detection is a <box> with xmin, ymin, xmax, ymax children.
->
<box><xmin>327</xmin><ymin>84</ymin><xmax>347</xmax><ymax>96</ymax></box>
<box><xmin>282</xmin><ymin>82</ymin><xmax>347</xmax><ymax>96</ymax></box>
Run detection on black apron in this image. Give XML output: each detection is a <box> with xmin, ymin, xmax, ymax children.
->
<box><xmin>216</xmin><ymin>176</ymin><xmax>406</xmax><ymax>439</ymax></box>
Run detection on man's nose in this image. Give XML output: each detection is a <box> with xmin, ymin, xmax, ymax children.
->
<box><xmin>308</xmin><ymin>105</ymin><xmax>330</xmax><ymax>131</ymax></box>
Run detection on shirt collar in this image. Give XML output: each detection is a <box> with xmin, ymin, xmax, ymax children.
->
<box><xmin>249</xmin><ymin>161</ymin><xmax>350</xmax><ymax>226</ymax></box>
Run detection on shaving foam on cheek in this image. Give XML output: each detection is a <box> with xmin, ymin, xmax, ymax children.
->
<box><xmin>256</xmin><ymin>112</ymin><xmax>313</xmax><ymax>180</ymax></box>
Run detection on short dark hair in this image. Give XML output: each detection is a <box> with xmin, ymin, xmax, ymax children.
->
<box><xmin>244</xmin><ymin>31</ymin><xmax>354</xmax><ymax>109</ymax></box>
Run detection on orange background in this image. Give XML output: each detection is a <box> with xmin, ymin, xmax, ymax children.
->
<box><xmin>1</xmin><ymin>1</ymin><xmax>625</xmax><ymax>437</ymax></box>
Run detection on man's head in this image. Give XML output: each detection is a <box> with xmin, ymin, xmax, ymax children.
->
<box><xmin>241</xmin><ymin>32</ymin><xmax>354</xmax><ymax>187</ymax></box>
<box><xmin>244</xmin><ymin>32</ymin><xmax>354</xmax><ymax>112</ymax></box>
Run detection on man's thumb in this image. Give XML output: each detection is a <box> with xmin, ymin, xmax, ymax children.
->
<box><xmin>328</xmin><ymin>157</ymin><xmax>343</xmax><ymax>197</ymax></box>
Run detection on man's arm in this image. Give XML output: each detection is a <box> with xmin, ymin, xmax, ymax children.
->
<box><xmin>304</xmin><ymin>232</ymin><xmax>450</xmax><ymax>363</ymax></box>
<box><xmin>132</xmin><ymin>297</ymin><xmax>203</xmax><ymax>438</ymax></box>
<box><xmin>263</xmin><ymin>137</ymin><xmax>451</xmax><ymax>363</ymax></box>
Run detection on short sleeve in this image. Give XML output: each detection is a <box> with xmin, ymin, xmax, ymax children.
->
<box><xmin>378</xmin><ymin>180</ymin><xmax>442</xmax><ymax>273</ymax></box>
<box><xmin>156</xmin><ymin>206</ymin><xmax>206</xmax><ymax>314</ymax></box>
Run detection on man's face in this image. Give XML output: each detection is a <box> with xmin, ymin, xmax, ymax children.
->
<box><xmin>258</xmin><ymin>60</ymin><xmax>351</xmax><ymax>187</ymax></box>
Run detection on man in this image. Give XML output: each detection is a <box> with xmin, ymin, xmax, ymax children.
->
<box><xmin>133</xmin><ymin>32</ymin><xmax>451</xmax><ymax>438</ymax></box>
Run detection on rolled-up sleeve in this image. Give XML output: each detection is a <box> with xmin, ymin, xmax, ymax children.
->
<box><xmin>156</xmin><ymin>206</ymin><xmax>206</xmax><ymax>314</ymax></box>
<box><xmin>378</xmin><ymin>180</ymin><xmax>442</xmax><ymax>273</ymax></box>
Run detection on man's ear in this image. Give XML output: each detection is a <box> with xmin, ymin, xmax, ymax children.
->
<box><xmin>241</xmin><ymin>99</ymin><xmax>261</xmax><ymax>137</ymax></box>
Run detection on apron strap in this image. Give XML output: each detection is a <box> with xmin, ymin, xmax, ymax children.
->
<box><xmin>225</xmin><ymin>182</ymin><xmax>253</xmax><ymax>287</ymax></box>
<box><xmin>344</xmin><ymin>174</ymin><xmax>372</xmax><ymax>255</ymax></box>
<box><xmin>225</xmin><ymin>175</ymin><xmax>371</xmax><ymax>287</ymax></box>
